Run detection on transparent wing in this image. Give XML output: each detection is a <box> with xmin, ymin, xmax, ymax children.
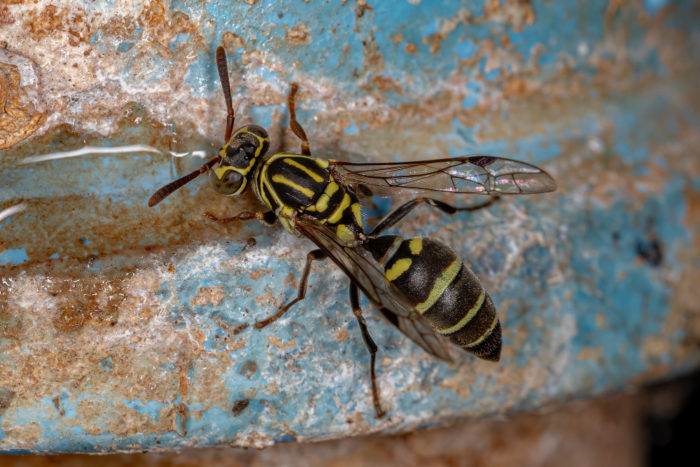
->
<box><xmin>329</xmin><ymin>155</ymin><xmax>557</xmax><ymax>196</ymax></box>
<box><xmin>294</xmin><ymin>216</ymin><xmax>458</xmax><ymax>362</ymax></box>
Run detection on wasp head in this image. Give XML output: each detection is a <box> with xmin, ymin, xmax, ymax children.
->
<box><xmin>210</xmin><ymin>125</ymin><xmax>270</xmax><ymax>196</ymax></box>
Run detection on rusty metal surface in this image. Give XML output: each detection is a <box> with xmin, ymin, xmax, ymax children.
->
<box><xmin>0</xmin><ymin>0</ymin><xmax>699</xmax><ymax>453</ymax></box>
<box><xmin>0</xmin><ymin>393</ymin><xmax>647</xmax><ymax>466</ymax></box>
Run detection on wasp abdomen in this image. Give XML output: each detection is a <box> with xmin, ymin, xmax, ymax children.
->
<box><xmin>366</xmin><ymin>236</ymin><xmax>501</xmax><ymax>361</ymax></box>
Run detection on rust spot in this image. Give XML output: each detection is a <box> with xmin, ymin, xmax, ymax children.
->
<box><xmin>239</xmin><ymin>360</ymin><xmax>257</xmax><ymax>379</ymax></box>
<box><xmin>0</xmin><ymin>60</ymin><xmax>44</xmax><ymax>150</ymax></box>
<box><xmin>333</xmin><ymin>325</ymin><xmax>350</xmax><ymax>344</ymax></box>
<box><xmin>577</xmin><ymin>347</ymin><xmax>603</xmax><ymax>361</ymax></box>
<box><xmin>54</xmin><ymin>303</ymin><xmax>88</xmax><ymax>333</ymax></box>
<box><xmin>423</xmin><ymin>33</ymin><xmax>443</xmax><ymax>55</ymax></box>
<box><xmin>222</xmin><ymin>31</ymin><xmax>246</xmax><ymax>51</ymax></box>
<box><xmin>389</xmin><ymin>33</ymin><xmax>403</xmax><ymax>46</ymax></box>
<box><xmin>267</xmin><ymin>335</ymin><xmax>297</xmax><ymax>351</ymax></box>
<box><xmin>191</xmin><ymin>286</ymin><xmax>225</xmax><ymax>307</ymax></box>
<box><xmin>0</xmin><ymin>387</ymin><xmax>15</xmax><ymax>412</ymax></box>
<box><xmin>51</xmin><ymin>395</ymin><xmax>66</xmax><ymax>416</ymax></box>
<box><xmin>483</xmin><ymin>0</ymin><xmax>535</xmax><ymax>32</ymax></box>
<box><xmin>284</xmin><ymin>23</ymin><xmax>311</xmax><ymax>45</ymax></box>
<box><xmin>404</xmin><ymin>42</ymin><xmax>417</xmax><ymax>54</ymax></box>
<box><xmin>232</xmin><ymin>399</ymin><xmax>249</xmax><ymax>416</ymax></box>
<box><xmin>356</xmin><ymin>0</ymin><xmax>374</xmax><ymax>18</ymax></box>
<box><xmin>227</xmin><ymin>337</ymin><xmax>247</xmax><ymax>352</ymax></box>
<box><xmin>248</xmin><ymin>267</ymin><xmax>272</xmax><ymax>281</ymax></box>
<box><xmin>369</xmin><ymin>75</ymin><xmax>403</xmax><ymax>94</ymax></box>
<box><xmin>25</xmin><ymin>4</ymin><xmax>93</xmax><ymax>46</ymax></box>
<box><xmin>502</xmin><ymin>78</ymin><xmax>531</xmax><ymax>98</ymax></box>
<box><xmin>283</xmin><ymin>271</ymin><xmax>296</xmax><ymax>287</ymax></box>
<box><xmin>51</xmin><ymin>278</ymin><xmax>124</xmax><ymax>333</ymax></box>
<box><xmin>0</xmin><ymin>6</ymin><xmax>14</xmax><ymax>25</ymax></box>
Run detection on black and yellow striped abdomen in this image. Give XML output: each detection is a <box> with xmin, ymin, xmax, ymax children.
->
<box><xmin>366</xmin><ymin>236</ymin><xmax>501</xmax><ymax>361</ymax></box>
<box><xmin>256</xmin><ymin>153</ymin><xmax>364</xmax><ymax>244</ymax></box>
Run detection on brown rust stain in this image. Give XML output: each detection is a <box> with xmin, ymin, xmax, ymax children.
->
<box><xmin>577</xmin><ymin>347</ymin><xmax>604</xmax><ymax>361</ymax></box>
<box><xmin>483</xmin><ymin>0</ymin><xmax>535</xmax><ymax>32</ymax></box>
<box><xmin>248</xmin><ymin>267</ymin><xmax>272</xmax><ymax>281</ymax></box>
<box><xmin>51</xmin><ymin>396</ymin><xmax>65</xmax><ymax>416</ymax></box>
<box><xmin>389</xmin><ymin>32</ymin><xmax>403</xmax><ymax>46</ymax></box>
<box><xmin>51</xmin><ymin>278</ymin><xmax>124</xmax><ymax>334</ymax></box>
<box><xmin>355</xmin><ymin>0</ymin><xmax>373</xmax><ymax>18</ymax></box>
<box><xmin>267</xmin><ymin>335</ymin><xmax>297</xmax><ymax>351</ymax></box>
<box><xmin>0</xmin><ymin>6</ymin><xmax>14</xmax><ymax>25</ymax></box>
<box><xmin>284</xmin><ymin>23</ymin><xmax>311</xmax><ymax>45</ymax></box>
<box><xmin>0</xmin><ymin>107</ymin><xmax>231</xmax><ymax>266</ymax></box>
<box><xmin>0</xmin><ymin>258</ymin><xmax>242</xmax><ymax>438</ymax></box>
<box><xmin>191</xmin><ymin>286</ymin><xmax>225</xmax><ymax>307</ymax></box>
<box><xmin>227</xmin><ymin>337</ymin><xmax>247</xmax><ymax>352</ymax></box>
<box><xmin>25</xmin><ymin>4</ymin><xmax>94</xmax><ymax>46</ymax></box>
<box><xmin>239</xmin><ymin>360</ymin><xmax>257</xmax><ymax>379</ymax></box>
<box><xmin>0</xmin><ymin>61</ymin><xmax>44</xmax><ymax>150</ymax></box>
<box><xmin>255</xmin><ymin>291</ymin><xmax>280</xmax><ymax>309</ymax></box>
<box><xmin>222</xmin><ymin>31</ymin><xmax>246</xmax><ymax>52</ymax></box>
<box><xmin>332</xmin><ymin>325</ymin><xmax>350</xmax><ymax>345</ymax></box>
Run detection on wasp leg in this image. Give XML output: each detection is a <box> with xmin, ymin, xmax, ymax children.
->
<box><xmin>206</xmin><ymin>210</ymin><xmax>277</xmax><ymax>225</ymax></box>
<box><xmin>255</xmin><ymin>249</ymin><xmax>327</xmax><ymax>329</ymax></box>
<box><xmin>349</xmin><ymin>282</ymin><xmax>386</xmax><ymax>419</ymax></box>
<box><xmin>216</xmin><ymin>46</ymin><xmax>235</xmax><ymax>142</ymax></box>
<box><xmin>369</xmin><ymin>196</ymin><xmax>500</xmax><ymax>236</ymax></box>
<box><xmin>288</xmin><ymin>83</ymin><xmax>311</xmax><ymax>155</ymax></box>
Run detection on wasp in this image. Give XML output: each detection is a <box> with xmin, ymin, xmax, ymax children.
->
<box><xmin>149</xmin><ymin>47</ymin><xmax>556</xmax><ymax>418</ymax></box>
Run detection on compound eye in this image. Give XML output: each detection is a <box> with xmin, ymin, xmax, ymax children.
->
<box><xmin>210</xmin><ymin>167</ymin><xmax>243</xmax><ymax>195</ymax></box>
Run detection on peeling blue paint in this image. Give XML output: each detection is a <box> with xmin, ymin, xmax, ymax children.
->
<box><xmin>122</xmin><ymin>399</ymin><xmax>164</xmax><ymax>421</ymax></box>
<box><xmin>0</xmin><ymin>248</ymin><xmax>29</xmax><ymax>266</ymax></box>
<box><xmin>344</xmin><ymin>123</ymin><xmax>359</xmax><ymax>135</ymax></box>
<box><xmin>462</xmin><ymin>79</ymin><xmax>482</xmax><ymax>109</ymax></box>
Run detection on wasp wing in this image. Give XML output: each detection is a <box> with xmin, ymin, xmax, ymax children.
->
<box><xmin>329</xmin><ymin>155</ymin><xmax>557</xmax><ymax>196</ymax></box>
<box><xmin>294</xmin><ymin>216</ymin><xmax>458</xmax><ymax>362</ymax></box>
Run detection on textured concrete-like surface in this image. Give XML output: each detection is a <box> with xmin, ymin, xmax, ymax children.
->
<box><xmin>0</xmin><ymin>393</ymin><xmax>645</xmax><ymax>466</ymax></box>
<box><xmin>0</xmin><ymin>0</ymin><xmax>699</xmax><ymax>453</ymax></box>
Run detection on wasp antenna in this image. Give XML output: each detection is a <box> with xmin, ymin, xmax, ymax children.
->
<box><xmin>148</xmin><ymin>156</ymin><xmax>221</xmax><ymax>207</ymax></box>
<box><xmin>216</xmin><ymin>46</ymin><xmax>235</xmax><ymax>141</ymax></box>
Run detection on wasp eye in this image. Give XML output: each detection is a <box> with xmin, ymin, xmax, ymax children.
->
<box><xmin>210</xmin><ymin>167</ymin><xmax>243</xmax><ymax>195</ymax></box>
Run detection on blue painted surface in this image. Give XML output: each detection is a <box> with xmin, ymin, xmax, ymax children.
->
<box><xmin>0</xmin><ymin>0</ymin><xmax>699</xmax><ymax>454</ymax></box>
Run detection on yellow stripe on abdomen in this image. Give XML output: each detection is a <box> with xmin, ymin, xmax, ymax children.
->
<box><xmin>416</xmin><ymin>259</ymin><xmax>461</xmax><ymax>314</ymax></box>
<box><xmin>436</xmin><ymin>290</ymin><xmax>485</xmax><ymax>335</ymax></box>
<box><xmin>409</xmin><ymin>238</ymin><xmax>423</xmax><ymax>255</ymax></box>
<box><xmin>385</xmin><ymin>258</ymin><xmax>412</xmax><ymax>282</ymax></box>
<box><xmin>463</xmin><ymin>312</ymin><xmax>499</xmax><ymax>347</ymax></box>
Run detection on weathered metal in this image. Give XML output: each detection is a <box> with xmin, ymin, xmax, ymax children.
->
<box><xmin>0</xmin><ymin>0</ymin><xmax>698</xmax><ymax>453</ymax></box>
